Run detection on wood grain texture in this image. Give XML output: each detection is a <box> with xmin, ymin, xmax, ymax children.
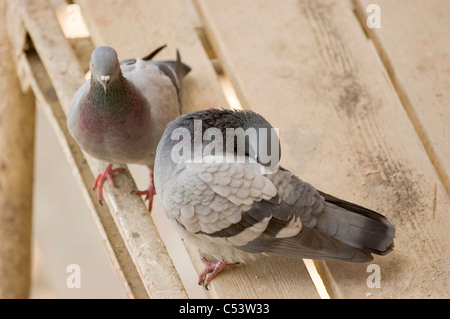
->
<box><xmin>195</xmin><ymin>0</ymin><xmax>450</xmax><ymax>298</ymax></box>
<box><xmin>12</xmin><ymin>0</ymin><xmax>187</xmax><ymax>299</ymax></box>
<box><xmin>0</xmin><ymin>0</ymin><xmax>35</xmax><ymax>298</ymax></box>
<box><xmin>355</xmin><ymin>0</ymin><xmax>450</xmax><ymax>198</ymax></box>
<box><xmin>75</xmin><ymin>0</ymin><xmax>320</xmax><ymax>298</ymax></box>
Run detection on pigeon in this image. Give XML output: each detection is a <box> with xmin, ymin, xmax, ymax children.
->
<box><xmin>67</xmin><ymin>45</ymin><xmax>191</xmax><ymax>211</ymax></box>
<box><xmin>154</xmin><ymin>108</ymin><xmax>395</xmax><ymax>289</ymax></box>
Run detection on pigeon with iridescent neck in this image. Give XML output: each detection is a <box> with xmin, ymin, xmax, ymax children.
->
<box><xmin>68</xmin><ymin>45</ymin><xmax>190</xmax><ymax>211</ymax></box>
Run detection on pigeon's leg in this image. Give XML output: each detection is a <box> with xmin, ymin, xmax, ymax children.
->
<box><xmin>198</xmin><ymin>257</ymin><xmax>239</xmax><ymax>290</ymax></box>
<box><xmin>93</xmin><ymin>163</ymin><xmax>124</xmax><ymax>204</ymax></box>
<box><xmin>133</xmin><ymin>172</ymin><xmax>156</xmax><ymax>212</ymax></box>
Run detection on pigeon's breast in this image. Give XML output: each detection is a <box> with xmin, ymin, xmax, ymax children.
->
<box><xmin>75</xmin><ymin>93</ymin><xmax>154</xmax><ymax>165</ymax></box>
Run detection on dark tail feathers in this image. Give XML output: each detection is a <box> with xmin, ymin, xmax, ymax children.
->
<box><xmin>163</xmin><ymin>49</ymin><xmax>191</xmax><ymax>80</ymax></box>
<box><xmin>318</xmin><ymin>190</ymin><xmax>395</xmax><ymax>256</ymax></box>
<box><xmin>142</xmin><ymin>44</ymin><xmax>168</xmax><ymax>61</ymax></box>
<box><xmin>143</xmin><ymin>44</ymin><xmax>191</xmax><ymax>79</ymax></box>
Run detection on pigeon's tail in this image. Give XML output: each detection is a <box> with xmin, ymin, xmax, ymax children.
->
<box><xmin>174</xmin><ymin>49</ymin><xmax>191</xmax><ymax>80</ymax></box>
<box><xmin>157</xmin><ymin>49</ymin><xmax>191</xmax><ymax>81</ymax></box>
<box><xmin>317</xmin><ymin>191</ymin><xmax>395</xmax><ymax>257</ymax></box>
<box><xmin>142</xmin><ymin>44</ymin><xmax>168</xmax><ymax>61</ymax></box>
<box><xmin>142</xmin><ymin>45</ymin><xmax>191</xmax><ymax>79</ymax></box>
<box><xmin>121</xmin><ymin>44</ymin><xmax>168</xmax><ymax>66</ymax></box>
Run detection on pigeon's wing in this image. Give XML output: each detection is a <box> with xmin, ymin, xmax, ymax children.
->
<box><xmin>158</xmin><ymin>156</ymin><xmax>372</xmax><ymax>262</ymax></box>
<box><xmin>159</xmin><ymin>157</ymin><xmax>278</xmax><ymax>236</ymax></box>
<box><xmin>160</xmin><ymin>156</ymin><xmax>394</xmax><ymax>262</ymax></box>
<box><xmin>156</xmin><ymin>50</ymin><xmax>191</xmax><ymax>109</ymax></box>
<box><xmin>264</xmin><ymin>168</ymin><xmax>394</xmax><ymax>261</ymax></box>
<box><xmin>120</xmin><ymin>48</ymin><xmax>190</xmax><ymax>114</ymax></box>
<box><xmin>120</xmin><ymin>58</ymin><xmax>183</xmax><ymax>140</ymax></box>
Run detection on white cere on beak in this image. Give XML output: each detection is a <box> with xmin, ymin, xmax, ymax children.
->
<box><xmin>100</xmin><ymin>75</ymin><xmax>111</xmax><ymax>83</ymax></box>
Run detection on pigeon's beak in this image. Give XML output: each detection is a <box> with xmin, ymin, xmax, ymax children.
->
<box><xmin>100</xmin><ymin>75</ymin><xmax>110</xmax><ymax>93</ymax></box>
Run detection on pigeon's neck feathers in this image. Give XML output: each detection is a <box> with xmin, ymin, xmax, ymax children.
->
<box><xmin>176</xmin><ymin>108</ymin><xmax>271</xmax><ymax>133</ymax></box>
<box><xmin>87</xmin><ymin>74</ymin><xmax>134</xmax><ymax>110</ymax></box>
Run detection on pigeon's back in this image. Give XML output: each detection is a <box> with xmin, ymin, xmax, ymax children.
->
<box><xmin>120</xmin><ymin>51</ymin><xmax>191</xmax><ymax>167</ymax></box>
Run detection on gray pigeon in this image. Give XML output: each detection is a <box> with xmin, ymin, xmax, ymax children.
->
<box><xmin>68</xmin><ymin>45</ymin><xmax>190</xmax><ymax>210</ymax></box>
<box><xmin>154</xmin><ymin>108</ymin><xmax>395</xmax><ymax>288</ymax></box>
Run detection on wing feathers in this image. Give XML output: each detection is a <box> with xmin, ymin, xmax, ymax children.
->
<box><xmin>161</xmin><ymin>159</ymin><xmax>394</xmax><ymax>262</ymax></box>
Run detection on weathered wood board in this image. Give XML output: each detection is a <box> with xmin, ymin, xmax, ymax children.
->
<box><xmin>195</xmin><ymin>0</ymin><xmax>450</xmax><ymax>298</ymax></box>
<box><xmin>355</xmin><ymin>0</ymin><xmax>450</xmax><ymax>198</ymax></box>
<box><xmin>0</xmin><ymin>0</ymin><xmax>35</xmax><ymax>297</ymax></box>
<box><xmin>75</xmin><ymin>0</ymin><xmax>321</xmax><ymax>298</ymax></box>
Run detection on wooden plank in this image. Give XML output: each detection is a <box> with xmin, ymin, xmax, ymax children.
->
<box><xmin>354</xmin><ymin>0</ymin><xmax>450</xmax><ymax>198</ymax></box>
<box><xmin>0</xmin><ymin>0</ymin><xmax>35</xmax><ymax>298</ymax></box>
<box><xmin>75</xmin><ymin>0</ymin><xmax>320</xmax><ymax>298</ymax></box>
<box><xmin>195</xmin><ymin>0</ymin><xmax>450</xmax><ymax>298</ymax></box>
<box><xmin>12</xmin><ymin>0</ymin><xmax>188</xmax><ymax>299</ymax></box>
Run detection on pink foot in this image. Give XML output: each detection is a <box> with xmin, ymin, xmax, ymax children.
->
<box><xmin>198</xmin><ymin>257</ymin><xmax>239</xmax><ymax>290</ymax></box>
<box><xmin>93</xmin><ymin>163</ymin><xmax>124</xmax><ymax>204</ymax></box>
<box><xmin>132</xmin><ymin>172</ymin><xmax>156</xmax><ymax>212</ymax></box>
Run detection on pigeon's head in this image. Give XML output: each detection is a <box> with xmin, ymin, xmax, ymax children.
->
<box><xmin>90</xmin><ymin>46</ymin><xmax>121</xmax><ymax>93</ymax></box>
<box><xmin>235</xmin><ymin>110</ymin><xmax>281</xmax><ymax>170</ymax></box>
<box><xmin>170</xmin><ymin>109</ymin><xmax>281</xmax><ymax>172</ymax></box>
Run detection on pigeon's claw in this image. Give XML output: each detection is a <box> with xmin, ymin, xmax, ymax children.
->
<box><xmin>198</xmin><ymin>257</ymin><xmax>239</xmax><ymax>290</ymax></box>
<box><xmin>132</xmin><ymin>172</ymin><xmax>157</xmax><ymax>212</ymax></box>
<box><xmin>93</xmin><ymin>163</ymin><xmax>124</xmax><ymax>204</ymax></box>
